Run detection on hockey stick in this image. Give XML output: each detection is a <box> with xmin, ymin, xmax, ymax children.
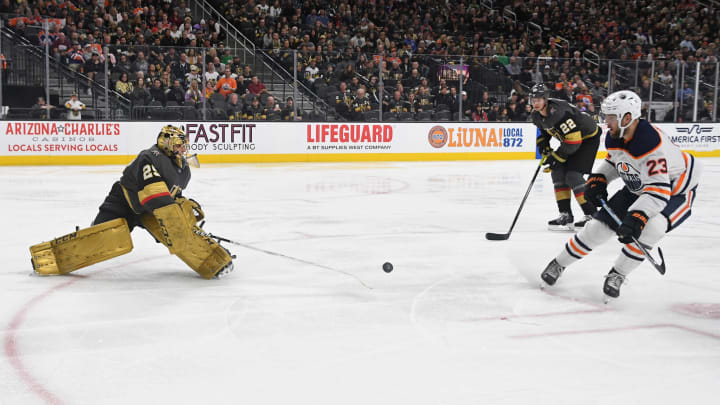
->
<box><xmin>205</xmin><ymin>231</ymin><xmax>373</xmax><ymax>289</ymax></box>
<box><xmin>599</xmin><ymin>199</ymin><xmax>666</xmax><ymax>275</ymax></box>
<box><xmin>485</xmin><ymin>156</ymin><xmax>546</xmax><ymax>241</ymax></box>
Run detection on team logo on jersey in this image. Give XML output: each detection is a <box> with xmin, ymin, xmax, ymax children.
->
<box><xmin>428</xmin><ymin>126</ymin><xmax>449</xmax><ymax>148</ymax></box>
<box><xmin>616</xmin><ymin>161</ymin><xmax>643</xmax><ymax>191</ymax></box>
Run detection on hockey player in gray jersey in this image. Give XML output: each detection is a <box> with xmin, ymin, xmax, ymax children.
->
<box><xmin>540</xmin><ymin>90</ymin><xmax>702</xmax><ymax>299</ymax></box>
<box><xmin>30</xmin><ymin>125</ymin><xmax>234</xmax><ymax>279</ymax></box>
<box><xmin>530</xmin><ymin>84</ymin><xmax>600</xmax><ymax>230</ymax></box>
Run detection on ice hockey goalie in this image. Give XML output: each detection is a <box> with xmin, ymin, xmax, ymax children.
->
<box><xmin>29</xmin><ymin>125</ymin><xmax>234</xmax><ymax>279</ymax></box>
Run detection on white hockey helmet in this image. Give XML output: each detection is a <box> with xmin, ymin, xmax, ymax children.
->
<box><xmin>601</xmin><ymin>90</ymin><xmax>642</xmax><ymax>138</ymax></box>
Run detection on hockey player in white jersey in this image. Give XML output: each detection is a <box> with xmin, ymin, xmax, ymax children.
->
<box><xmin>539</xmin><ymin>90</ymin><xmax>702</xmax><ymax>299</ymax></box>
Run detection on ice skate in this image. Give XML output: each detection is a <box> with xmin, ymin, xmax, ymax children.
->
<box><xmin>574</xmin><ymin>214</ymin><xmax>593</xmax><ymax>228</ymax></box>
<box><xmin>540</xmin><ymin>259</ymin><xmax>565</xmax><ymax>286</ymax></box>
<box><xmin>548</xmin><ymin>212</ymin><xmax>574</xmax><ymax>231</ymax></box>
<box><xmin>603</xmin><ymin>268</ymin><xmax>626</xmax><ymax>301</ymax></box>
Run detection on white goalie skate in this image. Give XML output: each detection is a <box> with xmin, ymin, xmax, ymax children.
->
<box><xmin>214</xmin><ymin>262</ymin><xmax>234</xmax><ymax>279</ymax></box>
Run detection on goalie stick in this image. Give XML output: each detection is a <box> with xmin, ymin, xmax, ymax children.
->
<box><xmin>197</xmin><ymin>225</ymin><xmax>373</xmax><ymax>289</ymax></box>
<box><xmin>599</xmin><ymin>199</ymin><xmax>666</xmax><ymax>275</ymax></box>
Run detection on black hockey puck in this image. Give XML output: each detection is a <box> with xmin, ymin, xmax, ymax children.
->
<box><xmin>383</xmin><ymin>262</ymin><xmax>393</xmax><ymax>273</ymax></box>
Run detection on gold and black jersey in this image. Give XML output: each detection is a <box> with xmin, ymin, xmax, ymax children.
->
<box><xmin>226</xmin><ymin>103</ymin><xmax>243</xmax><ymax>120</ymax></box>
<box><xmin>352</xmin><ymin>97</ymin><xmax>372</xmax><ymax>113</ymax></box>
<box><xmin>388</xmin><ymin>99</ymin><xmax>407</xmax><ymax>113</ymax></box>
<box><xmin>243</xmin><ymin>105</ymin><xmax>267</xmax><ymax>120</ymax></box>
<box><xmin>335</xmin><ymin>90</ymin><xmax>353</xmax><ymax>107</ymax></box>
<box><xmin>120</xmin><ymin>145</ymin><xmax>191</xmax><ymax>213</ymax></box>
<box><xmin>531</xmin><ymin>98</ymin><xmax>599</xmax><ymax>160</ymax></box>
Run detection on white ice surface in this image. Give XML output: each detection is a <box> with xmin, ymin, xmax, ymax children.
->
<box><xmin>1</xmin><ymin>159</ymin><xmax>719</xmax><ymax>405</ymax></box>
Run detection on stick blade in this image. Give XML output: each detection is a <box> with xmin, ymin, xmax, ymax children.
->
<box><xmin>656</xmin><ymin>247</ymin><xmax>666</xmax><ymax>275</ymax></box>
<box><xmin>485</xmin><ymin>232</ymin><xmax>510</xmax><ymax>241</ymax></box>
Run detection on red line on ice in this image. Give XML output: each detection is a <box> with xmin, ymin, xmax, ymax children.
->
<box><xmin>510</xmin><ymin>323</ymin><xmax>720</xmax><ymax>340</ymax></box>
<box><xmin>3</xmin><ymin>277</ymin><xmax>80</xmax><ymax>405</ymax></box>
<box><xmin>3</xmin><ymin>257</ymin><xmax>163</xmax><ymax>404</ymax></box>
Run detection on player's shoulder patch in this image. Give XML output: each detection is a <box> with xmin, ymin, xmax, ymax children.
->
<box><xmin>626</xmin><ymin>120</ymin><xmax>661</xmax><ymax>158</ymax></box>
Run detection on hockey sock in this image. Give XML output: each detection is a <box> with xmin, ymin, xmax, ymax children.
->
<box><xmin>572</xmin><ymin>187</ymin><xmax>597</xmax><ymax>215</ymax></box>
<box><xmin>565</xmin><ymin>171</ymin><xmax>595</xmax><ymax>215</ymax></box>
<box><xmin>580</xmin><ymin>201</ymin><xmax>596</xmax><ymax>215</ymax></box>
<box><xmin>556</xmin><ymin>219</ymin><xmax>615</xmax><ymax>267</ymax></box>
<box><xmin>555</xmin><ymin>186</ymin><xmax>572</xmax><ymax>213</ymax></box>
<box><xmin>613</xmin><ymin>215</ymin><xmax>666</xmax><ymax>275</ymax></box>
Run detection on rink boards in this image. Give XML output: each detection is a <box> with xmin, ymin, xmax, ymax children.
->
<box><xmin>1</xmin><ymin>121</ymin><xmax>719</xmax><ymax>165</ymax></box>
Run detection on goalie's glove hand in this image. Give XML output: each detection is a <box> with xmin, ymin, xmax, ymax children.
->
<box><xmin>187</xmin><ymin>198</ymin><xmax>204</xmax><ymax>222</ymax></box>
<box><xmin>176</xmin><ymin>197</ymin><xmax>205</xmax><ymax>223</ymax></box>
<box><xmin>617</xmin><ymin>210</ymin><xmax>648</xmax><ymax>244</ymax></box>
<box><xmin>584</xmin><ymin>174</ymin><xmax>608</xmax><ymax>206</ymax></box>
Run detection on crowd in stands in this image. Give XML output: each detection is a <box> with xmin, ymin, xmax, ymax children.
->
<box><xmin>213</xmin><ymin>0</ymin><xmax>720</xmax><ymax>122</ymax></box>
<box><xmin>1</xmin><ymin>0</ymin><xmax>719</xmax><ymax>121</ymax></box>
<box><xmin>2</xmin><ymin>0</ymin><xmax>302</xmax><ymax>120</ymax></box>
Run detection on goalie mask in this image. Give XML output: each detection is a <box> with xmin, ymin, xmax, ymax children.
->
<box><xmin>601</xmin><ymin>90</ymin><xmax>642</xmax><ymax>140</ymax></box>
<box><xmin>157</xmin><ymin>125</ymin><xmax>189</xmax><ymax>166</ymax></box>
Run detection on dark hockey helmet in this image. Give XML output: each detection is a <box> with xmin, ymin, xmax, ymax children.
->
<box><xmin>157</xmin><ymin>125</ymin><xmax>188</xmax><ymax>164</ymax></box>
<box><xmin>529</xmin><ymin>83</ymin><xmax>548</xmax><ymax>100</ymax></box>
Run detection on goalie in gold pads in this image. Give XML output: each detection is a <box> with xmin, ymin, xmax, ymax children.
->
<box><xmin>30</xmin><ymin>125</ymin><xmax>234</xmax><ymax>279</ymax></box>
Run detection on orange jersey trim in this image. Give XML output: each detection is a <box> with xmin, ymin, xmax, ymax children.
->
<box><xmin>606</xmin><ymin>129</ymin><xmax>663</xmax><ymax>160</ymax></box>
<box><xmin>625</xmin><ymin>244</ymin><xmax>644</xmax><ymax>256</ymax></box>
<box><xmin>670</xmin><ymin>190</ymin><xmax>693</xmax><ymax>223</ymax></box>
<box><xmin>671</xmin><ymin>153</ymin><xmax>689</xmax><ymax>195</ymax></box>
<box><xmin>643</xmin><ymin>186</ymin><xmax>671</xmax><ymax>196</ymax></box>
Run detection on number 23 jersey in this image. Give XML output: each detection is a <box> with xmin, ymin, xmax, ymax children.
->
<box><xmin>596</xmin><ymin>119</ymin><xmax>702</xmax><ymax>218</ymax></box>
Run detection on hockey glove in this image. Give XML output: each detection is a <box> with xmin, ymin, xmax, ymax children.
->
<box><xmin>584</xmin><ymin>174</ymin><xmax>608</xmax><ymax>206</ymax></box>
<box><xmin>536</xmin><ymin>136</ymin><xmax>551</xmax><ymax>156</ymax></box>
<box><xmin>542</xmin><ymin>151</ymin><xmax>566</xmax><ymax>171</ymax></box>
<box><xmin>187</xmin><ymin>198</ymin><xmax>204</xmax><ymax>222</ymax></box>
<box><xmin>617</xmin><ymin>210</ymin><xmax>648</xmax><ymax>244</ymax></box>
<box><xmin>176</xmin><ymin>197</ymin><xmax>205</xmax><ymax>223</ymax></box>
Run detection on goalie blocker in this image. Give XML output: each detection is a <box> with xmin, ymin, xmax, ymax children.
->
<box><xmin>29</xmin><ymin>125</ymin><xmax>233</xmax><ymax>279</ymax></box>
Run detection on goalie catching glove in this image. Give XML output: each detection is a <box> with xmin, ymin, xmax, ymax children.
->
<box><xmin>176</xmin><ymin>197</ymin><xmax>205</xmax><ymax>223</ymax></box>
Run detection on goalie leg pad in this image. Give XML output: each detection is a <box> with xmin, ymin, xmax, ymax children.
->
<box><xmin>141</xmin><ymin>204</ymin><xmax>232</xmax><ymax>279</ymax></box>
<box><xmin>29</xmin><ymin>218</ymin><xmax>133</xmax><ymax>275</ymax></box>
